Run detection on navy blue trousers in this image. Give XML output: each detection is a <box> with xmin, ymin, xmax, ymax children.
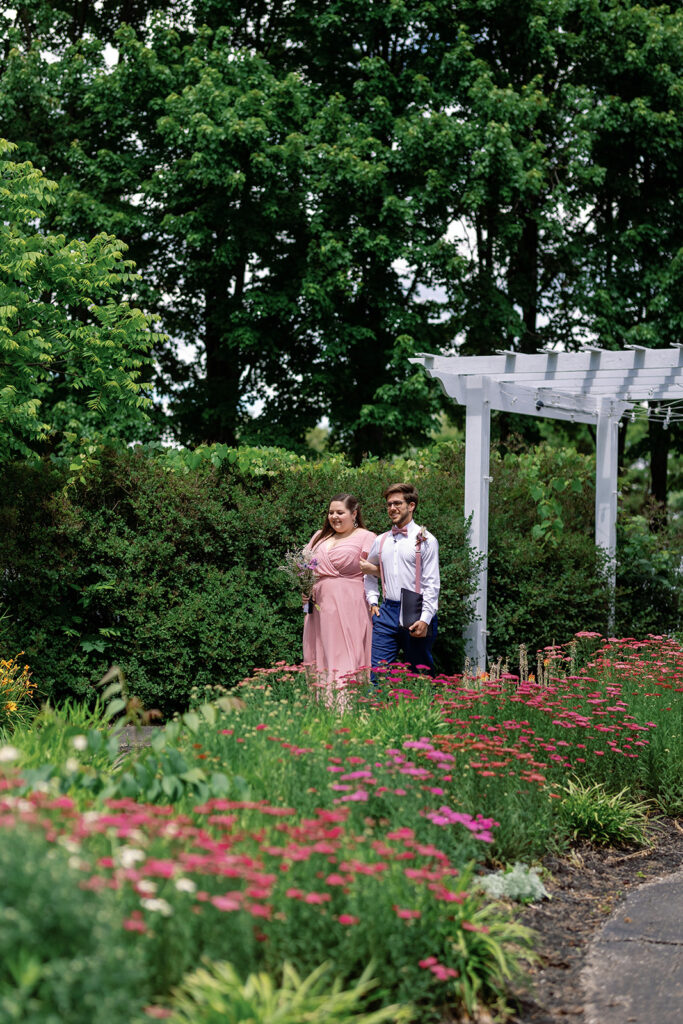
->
<box><xmin>371</xmin><ymin>599</ymin><xmax>437</xmax><ymax>677</ymax></box>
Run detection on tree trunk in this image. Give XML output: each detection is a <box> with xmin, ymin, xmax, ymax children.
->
<box><xmin>509</xmin><ymin>215</ymin><xmax>539</xmax><ymax>353</ymax></box>
<box><xmin>203</xmin><ymin>287</ymin><xmax>243</xmax><ymax>447</ymax></box>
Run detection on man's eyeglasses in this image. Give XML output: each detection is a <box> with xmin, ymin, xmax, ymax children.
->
<box><xmin>386</xmin><ymin>500</ymin><xmax>406</xmax><ymax>508</ymax></box>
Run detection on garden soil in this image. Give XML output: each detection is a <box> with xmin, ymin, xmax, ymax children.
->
<box><xmin>508</xmin><ymin>816</ymin><xmax>683</xmax><ymax>1024</ymax></box>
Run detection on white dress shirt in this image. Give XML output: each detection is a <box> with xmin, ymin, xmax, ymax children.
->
<box><xmin>364</xmin><ymin>520</ymin><xmax>440</xmax><ymax>625</ymax></box>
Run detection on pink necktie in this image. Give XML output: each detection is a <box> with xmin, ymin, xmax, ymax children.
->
<box><xmin>391</xmin><ymin>525</ymin><xmax>408</xmax><ymax>537</ymax></box>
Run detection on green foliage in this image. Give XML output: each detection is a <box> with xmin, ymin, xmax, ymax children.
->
<box><xmin>0</xmin><ymin>825</ymin><xmax>149</xmax><ymax>1023</ymax></box>
<box><xmin>557</xmin><ymin>779</ymin><xmax>651</xmax><ymax>847</ymax></box>
<box><xmin>3</xmin><ymin>698</ymin><xmax>120</xmax><ymax>781</ymax></box>
<box><xmin>0</xmin><ymin>443</ymin><xmax>477</xmax><ymax>712</ymax></box>
<box><xmin>1</xmin><ymin>439</ymin><xmax>680</xmax><ymax>713</ymax></box>
<box><xmin>486</xmin><ymin>444</ymin><xmax>611</xmax><ymax>665</ymax></box>
<box><xmin>158</xmin><ymin>960</ymin><xmax>412</xmax><ymax>1024</ymax></box>
<box><xmin>8</xmin><ymin>1</ymin><xmax>683</xmax><ymax>466</ymax></box>
<box><xmin>614</xmin><ymin>516</ymin><xmax>682</xmax><ymax>639</ymax></box>
<box><xmin>0</xmin><ymin>139</ymin><xmax>155</xmax><ymax>465</ymax></box>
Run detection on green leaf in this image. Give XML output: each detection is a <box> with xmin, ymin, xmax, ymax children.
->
<box><xmin>209</xmin><ymin>772</ymin><xmax>231</xmax><ymax>796</ymax></box>
<box><xmin>182</xmin><ymin>711</ymin><xmax>200</xmax><ymax>734</ymax></box>
<box><xmin>199</xmin><ymin>703</ymin><xmax>217</xmax><ymax>727</ymax></box>
<box><xmin>161</xmin><ymin>774</ymin><xmax>182</xmax><ymax>799</ymax></box>
<box><xmin>103</xmin><ymin>697</ymin><xmax>126</xmax><ymax>721</ymax></box>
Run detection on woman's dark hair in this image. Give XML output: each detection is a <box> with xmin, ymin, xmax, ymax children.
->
<box><xmin>383</xmin><ymin>482</ymin><xmax>419</xmax><ymax>509</ymax></box>
<box><xmin>314</xmin><ymin>493</ymin><xmax>366</xmax><ymax>544</ymax></box>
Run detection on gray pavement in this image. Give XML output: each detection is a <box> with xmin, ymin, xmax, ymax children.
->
<box><xmin>117</xmin><ymin>724</ymin><xmax>157</xmax><ymax>751</ymax></box>
<box><xmin>582</xmin><ymin>868</ymin><xmax>683</xmax><ymax>1024</ymax></box>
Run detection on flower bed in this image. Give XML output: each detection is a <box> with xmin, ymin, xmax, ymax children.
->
<box><xmin>0</xmin><ymin>633</ymin><xmax>680</xmax><ymax>1022</ymax></box>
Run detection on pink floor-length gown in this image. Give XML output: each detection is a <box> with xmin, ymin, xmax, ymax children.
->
<box><xmin>302</xmin><ymin>527</ymin><xmax>376</xmax><ymax>706</ymax></box>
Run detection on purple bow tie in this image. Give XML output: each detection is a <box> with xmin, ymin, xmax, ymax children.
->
<box><xmin>391</xmin><ymin>524</ymin><xmax>408</xmax><ymax>537</ymax></box>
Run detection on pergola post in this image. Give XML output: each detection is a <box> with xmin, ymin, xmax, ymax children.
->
<box><xmin>595</xmin><ymin>400</ymin><xmax>619</xmax><ymax>630</ymax></box>
<box><xmin>464</xmin><ymin>381</ymin><xmax>491</xmax><ymax>670</ymax></box>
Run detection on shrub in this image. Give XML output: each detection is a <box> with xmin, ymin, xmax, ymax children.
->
<box><xmin>614</xmin><ymin>517</ymin><xmax>681</xmax><ymax>637</ymax></box>
<box><xmin>0</xmin><ymin>825</ymin><xmax>149</xmax><ymax>1023</ymax></box>
<box><xmin>0</xmin><ymin>440</ymin><xmax>679</xmax><ymax>713</ymax></box>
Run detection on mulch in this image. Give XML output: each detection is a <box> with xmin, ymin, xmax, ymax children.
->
<box><xmin>508</xmin><ymin>816</ymin><xmax>683</xmax><ymax>1023</ymax></box>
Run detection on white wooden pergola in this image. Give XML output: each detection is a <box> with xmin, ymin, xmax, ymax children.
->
<box><xmin>411</xmin><ymin>346</ymin><xmax>683</xmax><ymax>668</ymax></box>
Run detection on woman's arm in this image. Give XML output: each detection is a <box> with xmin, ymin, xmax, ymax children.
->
<box><xmin>362</xmin><ymin>533</ymin><xmax>380</xmax><ymax>608</ymax></box>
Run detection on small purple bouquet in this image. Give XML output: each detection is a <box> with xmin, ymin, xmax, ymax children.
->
<box><xmin>278</xmin><ymin>545</ymin><xmax>320</xmax><ymax>612</ymax></box>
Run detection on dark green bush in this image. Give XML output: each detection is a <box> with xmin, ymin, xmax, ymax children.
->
<box><xmin>1</xmin><ymin>441</ymin><xmax>679</xmax><ymax>714</ymax></box>
<box><xmin>614</xmin><ymin>516</ymin><xmax>681</xmax><ymax>639</ymax></box>
<box><xmin>486</xmin><ymin>445</ymin><xmax>611</xmax><ymax>666</ymax></box>
<box><xmin>0</xmin><ymin>445</ymin><xmax>476</xmax><ymax>713</ymax></box>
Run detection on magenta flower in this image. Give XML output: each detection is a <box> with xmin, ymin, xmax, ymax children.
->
<box><xmin>393</xmin><ymin>906</ymin><xmax>421</xmax><ymax>919</ymax></box>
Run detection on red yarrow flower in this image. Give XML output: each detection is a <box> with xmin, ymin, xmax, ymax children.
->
<box><xmin>393</xmin><ymin>905</ymin><xmax>421</xmax><ymax>919</ymax></box>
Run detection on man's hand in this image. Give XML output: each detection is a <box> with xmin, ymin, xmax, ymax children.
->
<box><xmin>370</xmin><ymin>605</ymin><xmax>381</xmax><ymax>617</ymax></box>
<box><xmin>408</xmin><ymin>619</ymin><xmax>428</xmax><ymax>638</ymax></box>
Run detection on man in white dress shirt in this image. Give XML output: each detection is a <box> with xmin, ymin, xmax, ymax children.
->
<box><xmin>362</xmin><ymin>482</ymin><xmax>440</xmax><ymax>676</ymax></box>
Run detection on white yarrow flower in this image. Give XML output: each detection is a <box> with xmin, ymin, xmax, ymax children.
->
<box><xmin>174</xmin><ymin>877</ymin><xmax>197</xmax><ymax>893</ymax></box>
<box><xmin>137</xmin><ymin>879</ymin><xmax>157</xmax><ymax>895</ymax></box>
<box><xmin>119</xmin><ymin>847</ymin><xmax>146</xmax><ymax>869</ymax></box>
<box><xmin>68</xmin><ymin>856</ymin><xmax>89</xmax><ymax>871</ymax></box>
<box><xmin>0</xmin><ymin>745</ymin><xmax>20</xmax><ymax>763</ymax></box>
<box><xmin>58</xmin><ymin>837</ymin><xmax>81</xmax><ymax>854</ymax></box>
<box><xmin>140</xmin><ymin>897</ymin><xmax>173</xmax><ymax>917</ymax></box>
<box><xmin>71</xmin><ymin>734</ymin><xmax>88</xmax><ymax>751</ymax></box>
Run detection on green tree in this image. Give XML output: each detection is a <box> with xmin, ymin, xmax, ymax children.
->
<box><xmin>567</xmin><ymin>0</ymin><xmax>683</xmax><ymax>511</ymax></box>
<box><xmin>1</xmin><ymin>3</ymin><xmax>456</xmax><ymax>457</ymax></box>
<box><xmin>0</xmin><ymin>138</ymin><xmax>155</xmax><ymax>463</ymax></box>
<box><xmin>2</xmin><ymin>2</ymin><xmax>682</xmax><ymax>482</ymax></box>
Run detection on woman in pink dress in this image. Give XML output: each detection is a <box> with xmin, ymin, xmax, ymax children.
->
<box><xmin>302</xmin><ymin>493</ymin><xmax>376</xmax><ymax>707</ymax></box>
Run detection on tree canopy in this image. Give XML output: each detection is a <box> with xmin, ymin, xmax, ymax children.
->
<box><xmin>1</xmin><ymin>1</ymin><xmax>682</xmax><ymax>484</ymax></box>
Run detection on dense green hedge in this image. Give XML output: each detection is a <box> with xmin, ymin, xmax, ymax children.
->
<box><xmin>1</xmin><ymin>442</ymin><xmax>679</xmax><ymax>714</ymax></box>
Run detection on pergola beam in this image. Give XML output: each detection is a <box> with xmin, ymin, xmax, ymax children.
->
<box><xmin>421</xmin><ymin>369</ymin><xmax>625</xmax><ymax>423</ymax></box>
<box><xmin>417</xmin><ymin>347</ymin><xmax>683</xmax><ymax>376</ymax></box>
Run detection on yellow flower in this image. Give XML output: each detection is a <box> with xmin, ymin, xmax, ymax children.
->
<box><xmin>5</xmin><ymin>702</ymin><xmax>17</xmax><ymax>713</ymax></box>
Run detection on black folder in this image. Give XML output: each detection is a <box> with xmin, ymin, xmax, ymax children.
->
<box><xmin>399</xmin><ymin>588</ymin><xmax>434</xmax><ymax>636</ymax></box>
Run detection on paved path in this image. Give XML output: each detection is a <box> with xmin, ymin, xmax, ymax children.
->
<box><xmin>582</xmin><ymin>867</ymin><xmax>683</xmax><ymax>1023</ymax></box>
<box><xmin>117</xmin><ymin>724</ymin><xmax>157</xmax><ymax>752</ymax></box>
